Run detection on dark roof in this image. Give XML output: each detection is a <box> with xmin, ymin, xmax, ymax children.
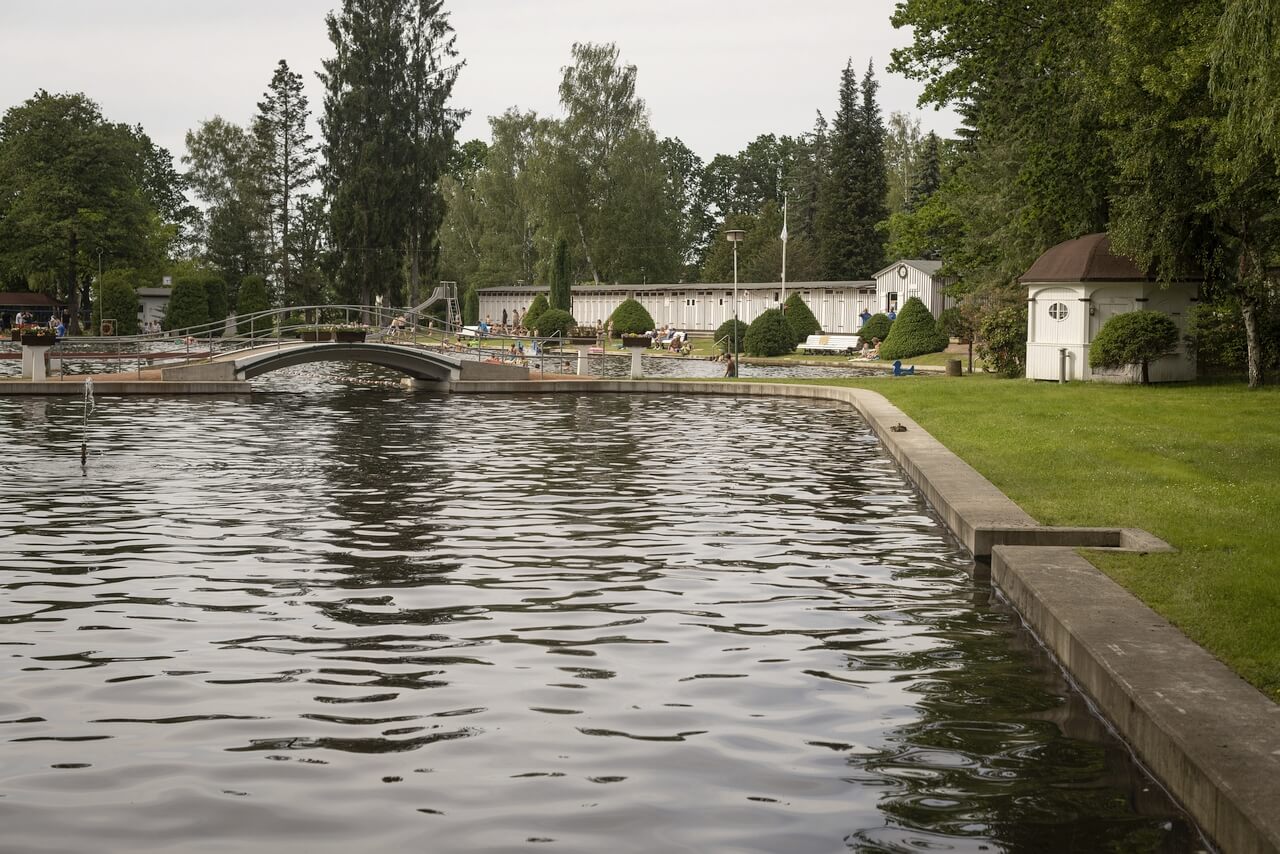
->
<box><xmin>0</xmin><ymin>292</ymin><xmax>58</xmax><ymax>308</ymax></box>
<box><xmin>480</xmin><ymin>280</ymin><xmax>875</xmax><ymax>294</ymax></box>
<box><xmin>1020</xmin><ymin>233</ymin><xmax>1154</xmax><ymax>283</ymax></box>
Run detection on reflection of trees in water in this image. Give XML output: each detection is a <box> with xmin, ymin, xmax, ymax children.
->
<box><xmin>840</xmin><ymin>572</ymin><xmax>1199</xmax><ymax>852</ymax></box>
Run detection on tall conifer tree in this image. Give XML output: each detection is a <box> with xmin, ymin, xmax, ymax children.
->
<box><xmin>549</xmin><ymin>237</ymin><xmax>572</xmax><ymax>311</ymax></box>
<box><xmin>817</xmin><ymin>61</ymin><xmax>888</xmax><ymax>279</ymax></box>
<box><xmin>254</xmin><ymin>59</ymin><xmax>317</xmax><ymax>306</ymax></box>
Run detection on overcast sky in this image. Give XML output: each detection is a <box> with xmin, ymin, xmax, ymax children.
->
<box><xmin>2</xmin><ymin>0</ymin><xmax>959</xmax><ymax>165</ymax></box>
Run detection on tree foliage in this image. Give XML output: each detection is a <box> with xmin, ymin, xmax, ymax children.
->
<box><xmin>164</xmin><ymin>276</ymin><xmax>210</xmax><ymax>332</ymax></box>
<box><xmin>93</xmin><ymin>269</ymin><xmax>143</xmax><ymax>337</ymax></box>
<box><xmin>818</xmin><ymin>61</ymin><xmax>888</xmax><ymax>279</ymax></box>
<box><xmin>977</xmin><ymin>305</ymin><xmax>1027</xmax><ymax>378</ymax></box>
<box><xmin>880</xmin><ymin>296</ymin><xmax>949</xmax><ymax>359</ymax></box>
<box><xmin>1089</xmin><ymin>310</ymin><xmax>1180</xmax><ymax>384</ymax></box>
<box><xmin>607</xmin><ymin>297</ymin><xmax>653</xmax><ymax>335</ymax></box>
<box><xmin>783</xmin><ymin>292</ymin><xmax>822</xmax><ymax>344</ymax></box>
<box><xmin>714</xmin><ymin>318</ymin><xmax>749</xmax><ymax>353</ymax></box>
<box><xmin>533</xmin><ymin>307</ymin><xmax>575</xmax><ymax>338</ymax></box>
<box><xmin>236</xmin><ymin>274</ymin><xmax>273</xmax><ymax>334</ymax></box>
<box><xmin>743</xmin><ymin>308</ymin><xmax>796</xmax><ymax>357</ymax></box>
<box><xmin>549</xmin><ymin>237</ymin><xmax>571</xmax><ymax>311</ymax></box>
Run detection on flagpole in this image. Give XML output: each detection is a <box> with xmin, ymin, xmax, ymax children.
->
<box><xmin>780</xmin><ymin>194</ymin><xmax>788</xmax><ymax>306</ymax></box>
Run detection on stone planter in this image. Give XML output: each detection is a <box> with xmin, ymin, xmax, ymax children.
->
<box><xmin>620</xmin><ymin>335</ymin><xmax>651</xmax><ymax>349</ymax></box>
<box><xmin>334</xmin><ymin>329</ymin><xmax>367</xmax><ymax>343</ymax></box>
<box><xmin>300</xmin><ymin>329</ymin><xmax>332</xmax><ymax>342</ymax></box>
<box><xmin>20</xmin><ymin>333</ymin><xmax>57</xmax><ymax>347</ymax></box>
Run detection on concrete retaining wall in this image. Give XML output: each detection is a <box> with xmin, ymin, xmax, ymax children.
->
<box><xmin>451</xmin><ymin>377</ymin><xmax>1279</xmax><ymax>853</ymax></box>
<box><xmin>0</xmin><ymin>380</ymin><xmax>249</xmax><ymax>395</ymax></box>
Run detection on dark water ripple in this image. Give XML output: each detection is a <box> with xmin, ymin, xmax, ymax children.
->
<box><xmin>0</xmin><ymin>375</ymin><xmax>1202</xmax><ymax>853</ymax></box>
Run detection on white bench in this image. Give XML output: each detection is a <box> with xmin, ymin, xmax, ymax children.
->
<box><xmin>801</xmin><ymin>333</ymin><xmax>861</xmax><ymax>354</ymax></box>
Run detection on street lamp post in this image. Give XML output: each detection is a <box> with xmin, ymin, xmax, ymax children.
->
<box><xmin>726</xmin><ymin>229</ymin><xmax>745</xmax><ymax>375</ymax></box>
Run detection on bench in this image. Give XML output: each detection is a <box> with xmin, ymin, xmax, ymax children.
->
<box><xmin>801</xmin><ymin>333</ymin><xmax>861</xmax><ymax>354</ymax></box>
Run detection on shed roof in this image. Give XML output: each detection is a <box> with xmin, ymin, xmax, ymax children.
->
<box><xmin>0</xmin><ymin>292</ymin><xmax>58</xmax><ymax>307</ymax></box>
<box><xmin>873</xmin><ymin>259</ymin><xmax>944</xmax><ymax>279</ymax></box>
<box><xmin>1019</xmin><ymin>233</ymin><xmax>1156</xmax><ymax>283</ymax></box>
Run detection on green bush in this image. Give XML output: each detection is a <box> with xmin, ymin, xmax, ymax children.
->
<box><xmin>93</xmin><ymin>269</ymin><xmax>141</xmax><ymax>336</ymax></box>
<box><xmin>1090</xmin><ymin>310</ymin><xmax>1180</xmax><ymax>384</ymax></box>
<box><xmin>714</xmin><ymin>318</ymin><xmax>749</xmax><ymax>353</ymax></box>
<box><xmin>608</xmin><ymin>297</ymin><xmax>654</xmax><ymax>335</ymax></box>
<box><xmin>524</xmin><ymin>293</ymin><xmax>550</xmax><ymax>330</ymax></box>
<box><xmin>744</xmin><ymin>308</ymin><xmax>795</xmax><ymax>357</ymax></box>
<box><xmin>236</xmin><ymin>275</ymin><xmax>273</xmax><ymax>335</ymax></box>
<box><xmin>534</xmin><ymin>308</ymin><xmax>576</xmax><ymax>338</ymax></box>
<box><xmin>861</xmin><ymin>312</ymin><xmax>893</xmax><ymax>342</ymax></box>
<box><xmin>202</xmin><ymin>273</ymin><xmax>228</xmax><ymax>330</ymax></box>
<box><xmin>783</xmin><ymin>293</ymin><xmax>821</xmax><ymax>345</ymax></box>
<box><xmin>977</xmin><ymin>305</ymin><xmax>1028</xmax><ymax>378</ymax></box>
<box><xmin>462</xmin><ymin>284</ymin><xmax>480</xmax><ymax>325</ymax></box>
<box><xmin>163</xmin><ymin>276</ymin><xmax>209</xmax><ymax>332</ymax></box>
<box><xmin>937</xmin><ymin>306</ymin><xmax>970</xmax><ymax>340</ymax></box>
<box><xmin>880</xmin><ymin>296</ymin><xmax>949</xmax><ymax>360</ymax></box>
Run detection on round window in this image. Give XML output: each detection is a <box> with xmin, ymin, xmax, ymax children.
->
<box><xmin>1048</xmin><ymin>302</ymin><xmax>1069</xmax><ymax>321</ymax></box>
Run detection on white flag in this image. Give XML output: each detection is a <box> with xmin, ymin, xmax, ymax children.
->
<box><xmin>780</xmin><ymin>198</ymin><xmax>788</xmax><ymax>242</ymax></box>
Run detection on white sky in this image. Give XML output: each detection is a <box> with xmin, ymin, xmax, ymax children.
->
<box><xmin>1</xmin><ymin>0</ymin><xmax>959</xmax><ymax>165</ymax></box>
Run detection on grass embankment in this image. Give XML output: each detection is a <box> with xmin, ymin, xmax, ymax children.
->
<box><xmin>793</xmin><ymin>374</ymin><xmax>1280</xmax><ymax>700</ymax></box>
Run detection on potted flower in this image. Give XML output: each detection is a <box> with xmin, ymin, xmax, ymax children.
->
<box><xmin>333</xmin><ymin>325</ymin><xmax>367</xmax><ymax>343</ymax></box>
<box><xmin>299</xmin><ymin>326</ymin><xmax>332</xmax><ymax>342</ymax></box>
<box><xmin>19</xmin><ymin>324</ymin><xmax>57</xmax><ymax>346</ymax></box>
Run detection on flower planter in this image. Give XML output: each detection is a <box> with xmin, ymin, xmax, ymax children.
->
<box><xmin>334</xmin><ymin>329</ymin><xmax>367</xmax><ymax>343</ymax></box>
<box><xmin>300</xmin><ymin>329</ymin><xmax>332</xmax><ymax>342</ymax></box>
<box><xmin>9</xmin><ymin>330</ymin><xmax>19</xmax><ymax>342</ymax></box>
<box><xmin>21</xmin><ymin>333</ymin><xmax>57</xmax><ymax>347</ymax></box>
<box><xmin>620</xmin><ymin>336</ymin><xmax>651</xmax><ymax>349</ymax></box>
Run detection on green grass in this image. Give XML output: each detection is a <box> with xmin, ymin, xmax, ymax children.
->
<box><xmin>786</xmin><ymin>374</ymin><xmax>1280</xmax><ymax>699</ymax></box>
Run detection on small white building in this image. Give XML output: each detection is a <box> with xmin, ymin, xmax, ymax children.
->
<box><xmin>1021</xmin><ymin>233</ymin><xmax>1199</xmax><ymax>383</ymax></box>
<box><xmin>873</xmin><ymin>260</ymin><xmax>955</xmax><ymax>318</ymax></box>
<box><xmin>137</xmin><ymin>286</ymin><xmax>171</xmax><ymax>330</ymax></box>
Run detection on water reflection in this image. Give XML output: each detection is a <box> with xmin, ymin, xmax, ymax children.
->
<box><xmin>0</xmin><ymin>376</ymin><xmax>1201</xmax><ymax>853</ymax></box>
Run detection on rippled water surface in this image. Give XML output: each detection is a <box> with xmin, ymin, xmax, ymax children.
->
<box><xmin>0</xmin><ymin>372</ymin><xmax>1201</xmax><ymax>853</ymax></box>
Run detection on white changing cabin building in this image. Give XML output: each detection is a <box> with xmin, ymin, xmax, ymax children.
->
<box><xmin>1021</xmin><ymin>233</ymin><xmax>1199</xmax><ymax>383</ymax></box>
<box><xmin>873</xmin><ymin>260</ymin><xmax>955</xmax><ymax>318</ymax></box>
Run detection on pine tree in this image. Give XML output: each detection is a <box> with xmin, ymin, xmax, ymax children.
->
<box><xmin>255</xmin><ymin>59</ymin><xmax>317</xmax><ymax>307</ymax></box>
<box><xmin>817</xmin><ymin>60</ymin><xmax>888</xmax><ymax>279</ymax></box>
<box><xmin>906</xmin><ymin>132</ymin><xmax>941</xmax><ymax>213</ymax></box>
<box><xmin>549</xmin><ymin>238</ymin><xmax>572</xmax><ymax>311</ymax></box>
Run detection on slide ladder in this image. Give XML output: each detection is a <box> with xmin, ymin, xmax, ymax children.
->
<box><xmin>412</xmin><ymin>282</ymin><xmax>461</xmax><ymax>330</ymax></box>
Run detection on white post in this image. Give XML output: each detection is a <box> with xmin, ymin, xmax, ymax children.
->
<box><xmin>780</xmin><ymin>194</ymin><xmax>788</xmax><ymax>307</ymax></box>
<box><xmin>629</xmin><ymin>347</ymin><xmax>642</xmax><ymax>380</ymax></box>
<box><xmin>577</xmin><ymin>348</ymin><xmax>588</xmax><ymax>376</ymax></box>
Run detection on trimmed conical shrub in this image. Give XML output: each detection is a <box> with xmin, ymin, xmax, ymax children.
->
<box><xmin>860</xmin><ymin>312</ymin><xmax>892</xmax><ymax>342</ymax></box>
<box><xmin>608</xmin><ymin>298</ymin><xmax>654</xmax><ymax>335</ymax></box>
<box><xmin>524</xmin><ymin>293</ymin><xmax>550</xmax><ymax>330</ymax></box>
<box><xmin>783</xmin><ymin>292</ymin><xmax>821</xmax><ymax>345</ymax></box>
<box><xmin>714</xmin><ymin>318</ymin><xmax>748</xmax><ymax>353</ymax></box>
<box><xmin>744</xmin><ymin>308</ymin><xmax>796</xmax><ymax>357</ymax></box>
<box><xmin>879</xmin><ymin>296</ymin><xmax>948</xmax><ymax>360</ymax></box>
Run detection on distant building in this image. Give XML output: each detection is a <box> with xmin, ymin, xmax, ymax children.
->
<box><xmin>137</xmin><ymin>287</ymin><xmax>171</xmax><ymax>329</ymax></box>
<box><xmin>477</xmin><ymin>280</ymin><xmax>879</xmax><ymax>334</ymax></box>
<box><xmin>872</xmin><ymin>260</ymin><xmax>956</xmax><ymax>318</ymax></box>
<box><xmin>1020</xmin><ymin>233</ymin><xmax>1199</xmax><ymax>383</ymax></box>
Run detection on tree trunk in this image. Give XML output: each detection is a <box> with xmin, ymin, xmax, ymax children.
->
<box><xmin>66</xmin><ymin>230</ymin><xmax>80</xmax><ymax>336</ymax></box>
<box><xmin>575</xmin><ymin>213</ymin><xmax>599</xmax><ymax>285</ymax></box>
<box><xmin>1141</xmin><ymin>358</ymin><xmax>1150</xmax><ymax>385</ymax></box>
<box><xmin>1241</xmin><ymin>296</ymin><xmax>1263</xmax><ymax>389</ymax></box>
<box><xmin>410</xmin><ymin>234</ymin><xmax>420</xmax><ymax>310</ymax></box>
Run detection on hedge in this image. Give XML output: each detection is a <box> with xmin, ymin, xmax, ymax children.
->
<box><xmin>744</xmin><ymin>308</ymin><xmax>795</xmax><ymax>357</ymax></box>
<box><xmin>861</xmin><ymin>312</ymin><xmax>892</xmax><ymax>342</ymax></box>
<box><xmin>524</xmin><ymin>293</ymin><xmax>550</xmax><ymax>330</ymax></box>
<box><xmin>714</xmin><ymin>318</ymin><xmax>749</xmax><ymax>353</ymax></box>
<box><xmin>534</xmin><ymin>308</ymin><xmax>576</xmax><ymax>338</ymax></box>
<box><xmin>1090</xmin><ymin>311</ymin><xmax>1180</xmax><ymax>384</ymax></box>
<box><xmin>608</xmin><ymin>298</ymin><xmax>654</xmax><ymax>335</ymax></box>
<box><xmin>783</xmin><ymin>293</ymin><xmax>821</xmax><ymax>345</ymax></box>
<box><xmin>880</xmin><ymin>296</ymin><xmax>949</xmax><ymax>360</ymax></box>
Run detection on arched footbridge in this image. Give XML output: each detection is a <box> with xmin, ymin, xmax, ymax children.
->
<box><xmin>162</xmin><ymin>341</ymin><xmax>480</xmax><ymax>385</ymax></box>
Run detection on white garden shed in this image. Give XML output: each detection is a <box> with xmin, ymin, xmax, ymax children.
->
<box><xmin>1021</xmin><ymin>233</ymin><xmax>1199</xmax><ymax>383</ymax></box>
<box><xmin>873</xmin><ymin>260</ymin><xmax>955</xmax><ymax>319</ymax></box>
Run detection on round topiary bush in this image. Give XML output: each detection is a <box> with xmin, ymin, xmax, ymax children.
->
<box><xmin>523</xmin><ymin>293</ymin><xmax>549</xmax><ymax>330</ymax></box>
<box><xmin>163</xmin><ymin>276</ymin><xmax>210</xmax><ymax>332</ymax></box>
<box><xmin>94</xmin><ymin>269</ymin><xmax>142</xmax><ymax>336</ymax></box>
<box><xmin>783</xmin><ymin>293</ymin><xmax>821</xmax><ymax>345</ymax></box>
<box><xmin>861</xmin><ymin>312</ymin><xmax>892</xmax><ymax>342</ymax></box>
<box><xmin>534</xmin><ymin>308</ymin><xmax>576</xmax><ymax>338</ymax></box>
<box><xmin>977</xmin><ymin>305</ymin><xmax>1028</xmax><ymax>378</ymax></box>
<box><xmin>714</xmin><ymin>318</ymin><xmax>749</xmax><ymax>353</ymax></box>
<box><xmin>609</xmin><ymin>298</ymin><xmax>654</xmax><ymax>335</ymax></box>
<box><xmin>744</xmin><ymin>308</ymin><xmax>795</xmax><ymax>357</ymax></box>
<box><xmin>1089</xmin><ymin>310</ymin><xmax>1180</xmax><ymax>384</ymax></box>
<box><xmin>880</xmin><ymin>296</ymin><xmax>949</xmax><ymax>361</ymax></box>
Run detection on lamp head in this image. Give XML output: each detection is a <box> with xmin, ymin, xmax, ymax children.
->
<box><xmin>725</xmin><ymin>229</ymin><xmax>745</xmax><ymax>244</ymax></box>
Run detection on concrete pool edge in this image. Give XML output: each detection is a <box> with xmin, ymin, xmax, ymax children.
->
<box><xmin>452</xmin><ymin>378</ymin><xmax>1279</xmax><ymax>854</ymax></box>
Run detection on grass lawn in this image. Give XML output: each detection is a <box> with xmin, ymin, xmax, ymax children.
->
<box><xmin>786</xmin><ymin>374</ymin><xmax>1280</xmax><ymax>700</ymax></box>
